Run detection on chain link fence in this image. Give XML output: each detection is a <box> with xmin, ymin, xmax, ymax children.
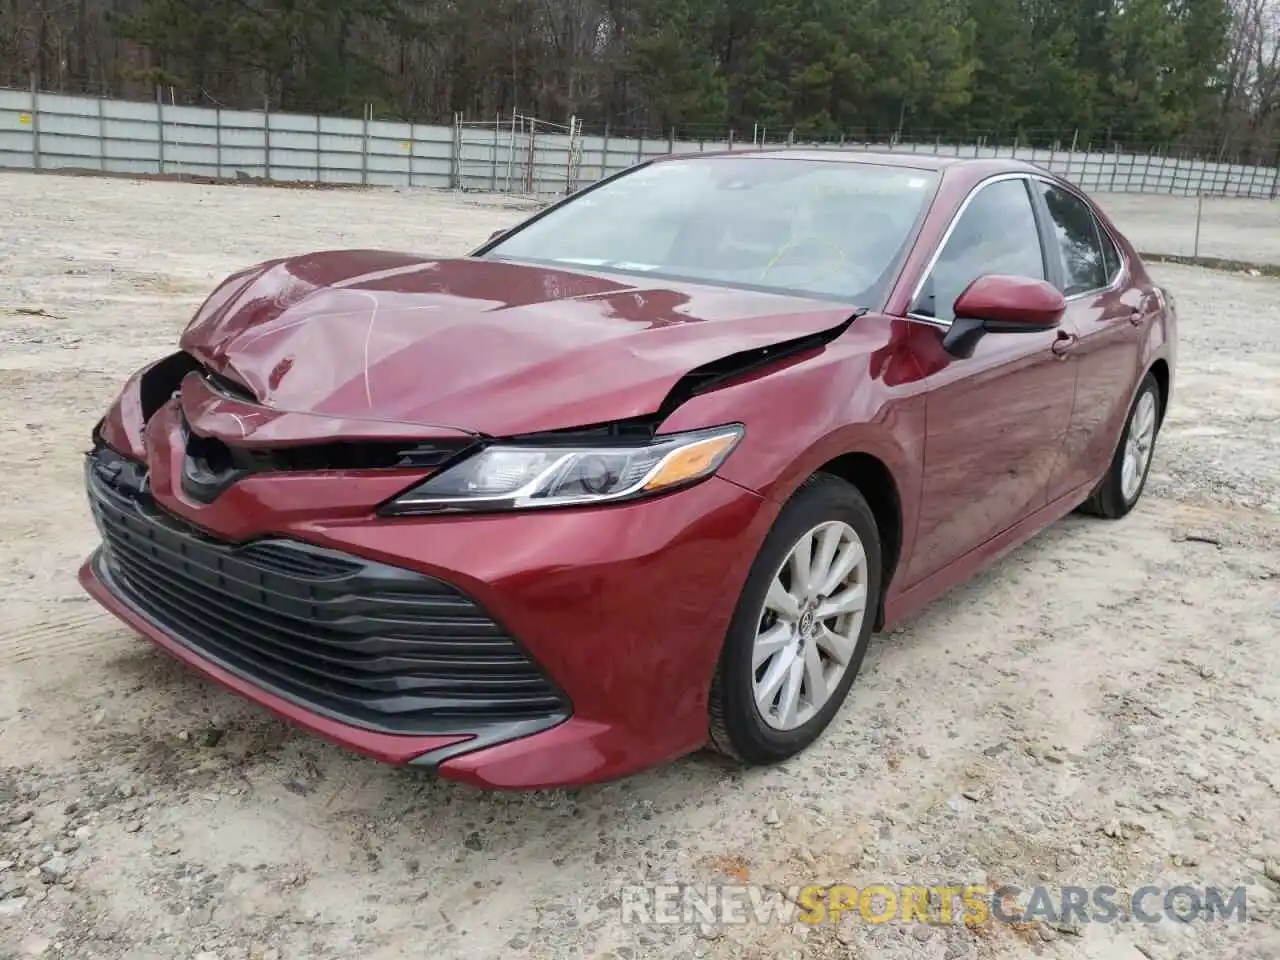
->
<box><xmin>2</xmin><ymin>84</ymin><xmax>1278</xmax><ymax>267</ymax></box>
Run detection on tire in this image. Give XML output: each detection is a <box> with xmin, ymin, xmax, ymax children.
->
<box><xmin>1080</xmin><ymin>372</ymin><xmax>1162</xmax><ymax>520</ymax></box>
<box><xmin>708</xmin><ymin>473</ymin><xmax>882</xmax><ymax>764</ymax></box>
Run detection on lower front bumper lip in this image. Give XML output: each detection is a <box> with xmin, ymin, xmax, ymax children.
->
<box><xmin>78</xmin><ymin>551</ymin><xmax>477</xmax><ymax>765</ymax></box>
<box><xmin>80</xmin><ymin>551</ymin><xmax>701</xmax><ymax>789</ymax></box>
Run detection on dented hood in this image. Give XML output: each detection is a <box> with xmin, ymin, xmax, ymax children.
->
<box><xmin>179</xmin><ymin>251</ymin><xmax>857</xmax><ymax>437</ymax></box>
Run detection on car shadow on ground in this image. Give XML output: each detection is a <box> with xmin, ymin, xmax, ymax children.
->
<box><xmin>91</xmin><ymin>637</ymin><xmax>742</xmax><ymax>808</ymax></box>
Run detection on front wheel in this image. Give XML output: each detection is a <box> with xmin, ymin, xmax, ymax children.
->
<box><xmin>708</xmin><ymin>474</ymin><xmax>882</xmax><ymax>764</ymax></box>
<box><xmin>1080</xmin><ymin>372</ymin><xmax>1162</xmax><ymax>519</ymax></box>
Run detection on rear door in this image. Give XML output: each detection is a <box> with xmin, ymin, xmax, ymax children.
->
<box><xmin>900</xmin><ymin>174</ymin><xmax>1078</xmax><ymax>588</ymax></box>
<box><xmin>1029</xmin><ymin>180</ymin><xmax>1151</xmax><ymax>498</ymax></box>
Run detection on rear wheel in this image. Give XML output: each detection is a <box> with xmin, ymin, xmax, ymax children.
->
<box><xmin>1080</xmin><ymin>372</ymin><xmax>1162</xmax><ymax>519</ymax></box>
<box><xmin>709</xmin><ymin>474</ymin><xmax>881</xmax><ymax>764</ymax></box>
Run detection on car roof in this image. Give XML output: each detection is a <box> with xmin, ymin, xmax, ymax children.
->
<box><xmin>653</xmin><ymin>148</ymin><xmax>1044</xmax><ymax>179</ymax></box>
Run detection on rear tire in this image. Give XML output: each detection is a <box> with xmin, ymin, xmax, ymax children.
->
<box><xmin>708</xmin><ymin>474</ymin><xmax>882</xmax><ymax>764</ymax></box>
<box><xmin>1080</xmin><ymin>372</ymin><xmax>1162</xmax><ymax>519</ymax></box>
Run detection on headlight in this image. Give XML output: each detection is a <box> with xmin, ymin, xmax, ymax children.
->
<box><xmin>381</xmin><ymin>424</ymin><xmax>744</xmax><ymax>514</ymax></box>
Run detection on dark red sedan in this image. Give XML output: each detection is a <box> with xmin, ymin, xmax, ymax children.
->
<box><xmin>79</xmin><ymin>151</ymin><xmax>1175</xmax><ymax>788</ymax></box>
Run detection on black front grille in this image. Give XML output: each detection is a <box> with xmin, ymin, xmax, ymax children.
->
<box><xmin>85</xmin><ymin>447</ymin><xmax>569</xmax><ymax>735</ymax></box>
<box><xmin>175</xmin><ymin>399</ymin><xmax>479</xmax><ymax>505</ymax></box>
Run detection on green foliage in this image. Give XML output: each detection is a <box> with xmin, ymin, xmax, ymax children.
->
<box><xmin>104</xmin><ymin>0</ymin><xmax>1230</xmax><ymax>147</ymax></box>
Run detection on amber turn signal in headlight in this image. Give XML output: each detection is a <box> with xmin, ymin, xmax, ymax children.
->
<box><xmin>382</xmin><ymin>424</ymin><xmax>745</xmax><ymax>514</ymax></box>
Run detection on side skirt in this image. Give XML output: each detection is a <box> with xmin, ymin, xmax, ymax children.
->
<box><xmin>880</xmin><ymin>477</ymin><xmax>1099</xmax><ymax>630</ymax></box>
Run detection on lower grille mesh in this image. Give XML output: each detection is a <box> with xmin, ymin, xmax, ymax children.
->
<box><xmin>85</xmin><ymin>449</ymin><xmax>568</xmax><ymax>734</ymax></box>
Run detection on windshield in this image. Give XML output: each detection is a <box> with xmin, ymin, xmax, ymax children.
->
<box><xmin>482</xmin><ymin>157</ymin><xmax>940</xmax><ymax>304</ymax></box>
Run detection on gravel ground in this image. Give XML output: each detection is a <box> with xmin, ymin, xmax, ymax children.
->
<box><xmin>0</xmin><ymin>173</ymin><xmax>1278</xmax><ymax>960</ymax></box>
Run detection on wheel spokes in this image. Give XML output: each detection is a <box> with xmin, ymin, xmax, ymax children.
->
<box><xmin>755</xmin><ymin>644</ymin><xmax>797</xmax><ymax>712</ymax></box>
<box><xmin>811</xmin><ymin>525</ymin><xmax>842</xmax><ymax>595</ymax></box>
<box><xmin>752</xmin><ymin>621</ymin><xmax>793</xmax><ymax>670</ymax></box>
<box><xmin>814</xmin><ymin>583</ymin><xmax>867</xmax><ymax>621</ymax></box>
<box><xmin>1136</xmin><ymin>395</ymin><xmax>1156</xmax><ymax>440</ymax></box>
<box><xmin>814</xmin><ymin>539</ymin><xmax>865</xmax><ymax>598</ymax></box>
<box><xmin>776</xmin><ymin>653</ymin><xmax>805</xmax><ymax>728</ymax></box>
<box><xmin>751</xmin><ymin>519</ymin><xmax>871</xmax><ymax>732</ymax></box>
<box><xmin>765</xmin><ymin>576</ymin><xmax>801</xmax><ymax>621</ymax></box>
<box><xmin>802</xmin><ymin>641</ymin><xmax>827</xmax><ymax>706</ymax></box>
<box><xmin>788</xmin><ymin>530</ymin><xmax>815</xmax><ymax>600</ymax></box>
<box><xmin>815</xmin><ymin>625</ymin><xmax>856</xmax><ymax>666</ymax></box>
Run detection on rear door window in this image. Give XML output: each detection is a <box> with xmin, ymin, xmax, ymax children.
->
<box><xmin>1098</xmin><ymin>223</ymin><xmax>1123</xmax><ymax>284</ymax></box>
<box><xmin>1035</xmin><ymin>183</ymin><xmax>1108</xmax><ymax>295</ymax></box>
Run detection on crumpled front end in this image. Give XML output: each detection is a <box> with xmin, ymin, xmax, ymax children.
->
<box><xmin>79</xmin><ymin>350</ymin><xmax>775</xmax><ymax>787</ymax></box>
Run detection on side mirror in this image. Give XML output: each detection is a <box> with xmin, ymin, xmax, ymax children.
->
<box><xmin>942</xmin><ymin>275</ymin><xmax>1066</xmax><ymax>358</ymax></box>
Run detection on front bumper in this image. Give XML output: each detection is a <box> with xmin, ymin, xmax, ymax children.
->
<box><xmin>81</xmin><ymin>406</ymin><xmax>774</xmax><ymax>788</ymax></box>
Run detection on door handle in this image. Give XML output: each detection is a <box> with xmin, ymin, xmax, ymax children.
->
<box><xmin>1051</xmin><ymin>331</ymin><xmax>1077</xmax><ymax>357</ymax></box>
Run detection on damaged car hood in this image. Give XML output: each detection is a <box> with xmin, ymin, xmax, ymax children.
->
<box><xmin>179</xmin><ymin>251</ymin><xmax>859</xmax><ymax>437</ymax></box>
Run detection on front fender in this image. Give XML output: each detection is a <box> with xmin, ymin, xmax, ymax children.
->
<box><xmin>657</xmin><ymin>324</ymin><xmax>928</xmax><ymax>581</ymax></box>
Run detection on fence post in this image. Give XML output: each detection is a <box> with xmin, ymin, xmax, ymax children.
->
<box><xmin>565</xmin><ymin>115</ymin><xmax>577</xmax><ymax>192</ymax></box>
<box><xmin>215</xmin><ymin>107</ymin><xmax>223</xmax><ymax>180</ymax></box>
<box><xmin>602</xmin><ymin>122</ymin><xmax>610</xmax><ymax>180</ymax></box>
<box><xmin>491</xmin><ymin>112</ymin><xmax>499</xmax><ymax>192</ymax></box>
<box><xmin>155</xmin><ymin>87</ymin><xmax>166</xmax><ymax>175</ymax></box>
<box><xmin>315</xmin><ymin>114</ymin><xmax>322</xmax><ymax>184</ymax></box>
<box><xmin>525</xmin><ymin>120</ymin><xmax>536</xmax><ymax>194</ymax></box>
<box><xmin>504</xmin><ymin>109</ymin><xmax>517</xmax><ymax>192</ymax></box>
<box><xmin>728</xmin><ymin>129</ymin><xmax>735</xmax><ymax>151</ymax></box>
<box><xmin>636</xmin><ymin>132</ymin><xmax>643</xmax><ymax>164</ymax></box>
<box><xmin>1193</xmin><ymin>192</ymin><xmax>1203</xmax><ymax>257</ymax></box>
<box><xmin>407</xmin><ymin>120</ymin><xmax>415</xmax><ymax>189</ymax></box>
<box><xmin>29</xmin><ymin>75</ymin><xmax>41</xmax><ymax>171</ymax></box>
<box><xmin>667</xmin><ymin>127</ymin><xmax>674</xmax><ymax>155</ymax></box>
<box><xmin>360</xmin><ymin>104</ymin><xmax>370</xmax><ymax>186</ymax></box>
<box><xmin>263</xmin><ymin>95</ymin><xmax>272</xmax><ymax>181</ymax></box>
<box><xmin>451</xmin><ymin>112</ymin><xmax>460</xmax><ymax>189</ymax></box>
<box><xmin>96</xmin><ymin>96</ymin><xmax>106</xmax><ymax>173</ymax></box>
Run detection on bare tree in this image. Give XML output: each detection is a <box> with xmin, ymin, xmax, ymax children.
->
<box><xmin>1220</xmin><ymin>0</ymin><xmax>1280</xmax><ymax>157</ymax></box>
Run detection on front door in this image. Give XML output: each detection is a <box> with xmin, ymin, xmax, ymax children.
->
<box><xmin>901</xmin><ymin>175</ymin><xmax>1078</xmax><ymax>587</ymax></box>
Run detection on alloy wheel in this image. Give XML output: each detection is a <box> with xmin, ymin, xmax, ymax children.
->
<box><xmin>751</xmin><ymin>520</ymin><xmax>869</xmax><ymax>731</ymax></box>
<box><xmin>1121</xmin><ymin>389</ymin><xmax>1157</xmax><ymax>502</ymax></box>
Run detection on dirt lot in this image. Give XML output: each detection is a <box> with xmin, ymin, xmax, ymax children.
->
<box><xmin>0</xmin><ymin>173</ymin><xmax>1278</xmax><ymax>960</ymax></box>
<box><xmin>1095</xmin><ymin>192</ymin><xmax>1280</xmax><ymax>266</ymax></box>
